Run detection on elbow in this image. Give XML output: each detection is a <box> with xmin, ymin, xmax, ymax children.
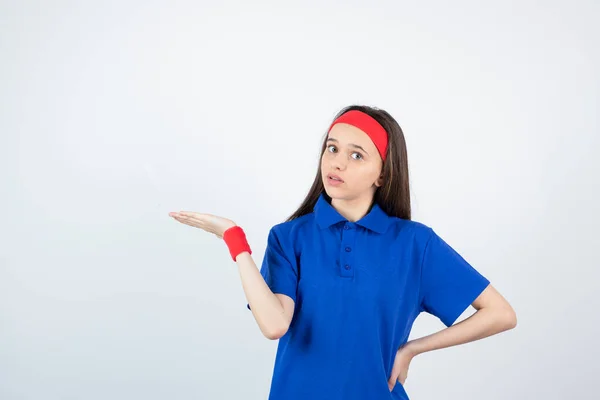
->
<box><xmin>508</xmin><ymin>310</ymin><xmax>517</xmax><ymax>329</ymax></box>
<box><xmin>263</xmin><ymin>322</ymin><xmax>290</xmax><ymax>340</ymax></box>
<box><xmin>264</xmin><ymin>331</ymin><xmax>283</xmax><ymax>340</ymax></box>
<box><xmin>502</xmin><ymin>306</ymin><xmax>517</xmax><ymax>330</ymax></box>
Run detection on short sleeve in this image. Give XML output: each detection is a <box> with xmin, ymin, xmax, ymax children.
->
<box><xmin>246</xmin><ymin>226</ymin><xmax>298</xmax><ymax>310</ymax></box>
<box><xmin>418</xmin><ymin>227</ymin><xmax>490</xmax><ymax>327</ymax></box>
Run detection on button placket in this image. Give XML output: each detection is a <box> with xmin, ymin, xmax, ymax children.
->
<box><xmin>339</xmin><ymin>222</ymin><xmax>356</xmax><ymax>278</ymax></box>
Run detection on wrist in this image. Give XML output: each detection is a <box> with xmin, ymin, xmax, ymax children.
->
<box><xmin>222</xmin><ymin>225</ymin><xmax>252</xmax><ymax>262</ymax></box>
<box><xmin>403</xmin><ymin>340</ymin><xmax>421</xmax><ymax>358</ymax></box>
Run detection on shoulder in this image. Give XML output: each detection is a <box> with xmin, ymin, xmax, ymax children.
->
<box><xmin>266</xmin><ymin>213</ymin><xmax>314</xmax><ymax>252</ymax></box>
<box><xmin>270</xmin><ymin>212</ymin><xmax>314</xmax><ymax>238</ymax></box>
<box><xmin>386</xmin><ymin>217</ymin><xmax>434</xmax><ymax>245</ymax></box>
<box><xmin>264</xmin><ymin>214</ymin><xmax>314</xmax><ymax>263</ymax></box>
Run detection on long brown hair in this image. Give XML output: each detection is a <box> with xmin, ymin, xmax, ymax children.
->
<box><xmin>285</xmin><ymin>104</ymin><xmax>411</xmax><ymax>222</ymax></box>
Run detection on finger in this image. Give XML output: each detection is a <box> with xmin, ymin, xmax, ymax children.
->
<box><xmin>173</xmin><ymin>216</ymin><xmax>197</xmax><ymax>227</ymax></box>
<box><xmin>177</xmin><ymin>212</ymin><xmax>206</xmax><ymax>225</ymax></box>
<box><xmin>179</xmin><ymin>213</ymin><xmax>203</xmax><ymax>224</ymax></box>
<box><xmin>390</xmin><ymin>365</ymin><xmax>400</xmax><ymax>382</ymax></box>
<box><xmin>174</xmin><ymin>217</ymin><xmax>193</xmax><ymax>226</ymax></box>
<box><xmin>388</xmin><ymin>375</ymin><xmax>396</xmax><ymax>387</ymax></box>
<box><xmin>174</xmin><ymin>216</ymin><xmax>213</xmax><ymax>232</ymax></box>
<box><xmin>179</xmin><ymin>211</ymin><xmax>207</xmax><ymax>218</ymax></box>
<box><xmin>179</xmin><ymin>216</ymin><xmax>206</xmax><ymax>229</ymax></box>
<box><xmin>171</xmin><ymin>214</ymin><xmax>191</xmax><ymax>223</ymax></box>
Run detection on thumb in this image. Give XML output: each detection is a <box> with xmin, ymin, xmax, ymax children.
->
<box><xmin>388</xmin><ymin>374</ymin><xmax>397</xmax><ymax>390</ymax></box>
<box><xmin>388</xmin><ymin>364</ymin><xmax>401</xmax><ymax>388</ymax></box>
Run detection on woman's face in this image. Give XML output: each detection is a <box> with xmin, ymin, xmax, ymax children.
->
<box><xmin>320</xmin><ymin>123</ymin><xmax>384</xmax><ymax>201</ymax></box>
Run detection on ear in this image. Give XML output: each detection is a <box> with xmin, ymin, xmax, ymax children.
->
<box><xmin>375</xmin><ymin>174</ymin><xmax>384</xmax><ymax>187</ymax></box>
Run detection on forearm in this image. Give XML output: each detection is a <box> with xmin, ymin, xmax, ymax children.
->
<box><xmin>235</xmin><ymin>251</ymin><xmax>288</xmax><ymax>339</ymax></box>
<box><xmin>406</xmin><ymin>307</ymin><xmax>516</xmax><ymax>357</ymax></box>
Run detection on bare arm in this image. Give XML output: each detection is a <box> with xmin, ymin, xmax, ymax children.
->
<box><xmin>404</xmin><ymin>284</ymin><xmax>517</xmax><ymax>356</ymax></box>
<box><xmin>167</xmin><ymin>211</ymin><xmax>295</xmax><ymax>341</ymax></box>
<box><xmin>236</xmin><ymin>251</ymin><xmax>295</xmax><ymax>340</ymax></box>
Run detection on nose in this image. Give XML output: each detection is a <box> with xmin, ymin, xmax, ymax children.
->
<box><xmin>330</xmin><ymin>151</ymin><xmax>348</xmax><ymax>170</ymax></box>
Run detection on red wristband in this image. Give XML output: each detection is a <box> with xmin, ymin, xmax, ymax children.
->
<box><xmin>222</xmin><ymin>225</ymin><xmax>252</xmax><ymax>262</ymax></box>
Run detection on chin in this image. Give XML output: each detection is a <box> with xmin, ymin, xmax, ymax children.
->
<box><xmin>323</xmin><ymin>187</ymin><xmax>344</xmax><ymax>199</ymax></box>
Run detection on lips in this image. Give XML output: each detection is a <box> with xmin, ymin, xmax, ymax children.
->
<box><xmin>327</xmin><ymin>173</ymin><xmax>344</xmax><ymax>182</ymax></box>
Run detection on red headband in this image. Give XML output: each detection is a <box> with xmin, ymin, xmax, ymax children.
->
<box><xmin>327</xmin><ymin>110</ymin><xmax>388</xmax><ymax>161</ymax></box>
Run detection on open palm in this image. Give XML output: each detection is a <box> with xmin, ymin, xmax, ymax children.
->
<box><xmin>169</xmin><ymin>211</ymin><xmax>236</xmax><ymax>239</ymax></box>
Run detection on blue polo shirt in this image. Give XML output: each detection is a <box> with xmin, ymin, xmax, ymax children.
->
<box><xmin>246</xmin><ymin>192</ymin><xmax>490</xmax><ymax>400</ymax></box>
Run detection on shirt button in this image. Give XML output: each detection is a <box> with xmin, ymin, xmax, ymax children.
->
<box><xmin>345</xmin><ymin>247</ymin><xmax>351</xmax><ymax>252</ymax></box>
<box><xmin>344</xmin><ymin>225</ymin><xmax>349</xmax><ymax>230</ymax></box>
<box><xmin>344</xmin><ymin>265</ymin><xmax>351</xmax><ymax>270</ymax></box>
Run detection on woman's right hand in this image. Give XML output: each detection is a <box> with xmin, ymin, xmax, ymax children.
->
<box><xmin>169</xmin><ymin>210</ymin><xmax>237</xmax><ymax>239</ymax></box>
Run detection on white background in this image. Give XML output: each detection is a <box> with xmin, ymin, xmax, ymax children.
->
<box><xmin>1</xmin><ymin>0</ymin><xmax>598</xmax><ymax>399</ymax></box>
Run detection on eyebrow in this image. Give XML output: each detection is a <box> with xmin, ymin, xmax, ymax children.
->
<box><xmin>326</xmin><ymin>137</ymin><xmax>369</xmax><ymax>155</ymax></box>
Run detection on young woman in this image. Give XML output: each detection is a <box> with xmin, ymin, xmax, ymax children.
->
<box><xmin>169</xmin><ymin>105</ymin><xmax>517</xmax><ymax>400</ymax></box>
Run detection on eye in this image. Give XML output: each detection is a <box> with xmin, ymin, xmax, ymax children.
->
<box><xmin>327</xmin><ymin>145</ymin><xmax>363</xmax><ymax>160</ymax></box>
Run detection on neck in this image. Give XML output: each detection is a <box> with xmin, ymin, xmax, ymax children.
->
<box><xmin>330</xmin><ymin>194</ymin><xmax>374</xmax><ymax>222</ymax></box>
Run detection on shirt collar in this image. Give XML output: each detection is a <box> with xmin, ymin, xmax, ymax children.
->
<box><xmin>313</xmin><ymin>192</ymin><xmax>392</xmax><ymax>234</ymax></box>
